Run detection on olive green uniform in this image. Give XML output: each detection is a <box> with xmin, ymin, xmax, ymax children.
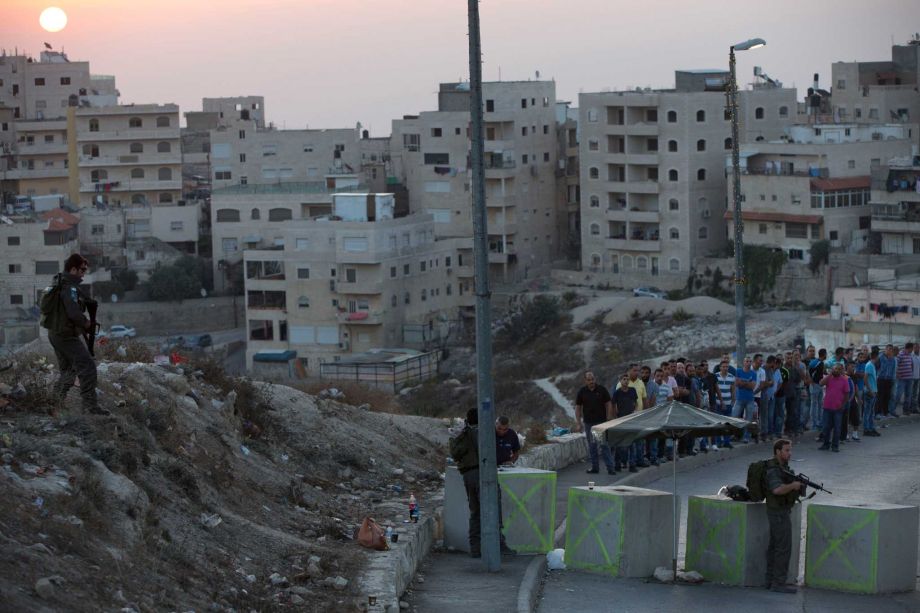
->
<box><xmin>764</xmin><ymin>458</ymin><xmax>801</xmax><ymax>587</ymax></box>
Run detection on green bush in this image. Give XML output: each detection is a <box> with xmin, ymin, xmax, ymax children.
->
<box><xmin>672</xmin><ymin>307</ymin><xmax>693</xmax><ymax>321</ymax></box>
<box><xmin>496</xmin><ymin>295</ymin><xmax>564</xmax><ymax>346</ymax></box>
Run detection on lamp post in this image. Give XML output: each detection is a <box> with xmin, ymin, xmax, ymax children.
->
<box><xmin>729</xmin><ymin>37</ymin><xmax>765</xmax><ymax>364</ymax></box>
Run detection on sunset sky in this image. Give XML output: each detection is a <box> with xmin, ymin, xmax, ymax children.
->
<box><xmin>2</xmin><ymin>0</ymin><xmax>917</xmax><ymax>135</ymax></box>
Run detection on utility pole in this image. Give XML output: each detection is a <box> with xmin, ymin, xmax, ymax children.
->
<box><xmin>467</xmin><ymin>0</ymin><xmax>500</xmax><ymax>571</ymax></box>
<box><xmin>729</xmin><ymin>45</ymin><xmax>746</xmax><ymax>364</ymax></box>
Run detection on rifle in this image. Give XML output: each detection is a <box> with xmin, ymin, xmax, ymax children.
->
<box><xmin>783</xmin><ymin>467</ymin><xmax>831</xmax><ymax>499</ymax></box>
<box><xmin>84</xmin><ymin>298</ymin><xmax>100</xmax><ymax>357</ymax></box>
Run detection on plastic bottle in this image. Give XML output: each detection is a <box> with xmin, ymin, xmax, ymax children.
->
<box><xmin>385</xmin><ymin>525</ymin><xmax>394</xmax><ymax>542</ymax></box>
<box><xmin>408</xmin><ymin>493</ymin><xmax>418</xmax><ymax>523</ymax></box>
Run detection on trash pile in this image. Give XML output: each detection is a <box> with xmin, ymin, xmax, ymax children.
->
<box><xmin>0</xmin><ymin>357</ymin><xmax>448</xmax><ymax>612</ymax></box>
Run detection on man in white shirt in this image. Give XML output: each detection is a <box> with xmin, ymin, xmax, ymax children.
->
<box><xmin>753</xmin><ymin>353</ymin><xmax>768</xmax><ymax>441</ymax></box>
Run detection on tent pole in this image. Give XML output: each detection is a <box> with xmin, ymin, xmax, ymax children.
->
<box><xmin>672</xmin><ymin>434</ymin><xmax>678</xmax><ymax>581</ymax></box>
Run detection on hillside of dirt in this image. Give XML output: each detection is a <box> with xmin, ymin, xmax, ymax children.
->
<box><xmin>0</xmin><ymin>351</ymin><xmax>447</xmax><ymax>612</ymax></box>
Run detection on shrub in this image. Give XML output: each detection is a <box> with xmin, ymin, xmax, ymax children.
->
<box><xmin>672</xmin><ymin>307</ymin><xmax>693</xmax><ymax>322</ymax></box>
<box><xmin>496</xmin><ymin>295</ymin><xmax>564</xmax><ymax>346</ymax></box>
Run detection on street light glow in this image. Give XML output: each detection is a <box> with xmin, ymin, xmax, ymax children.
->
<box><xmin>733</xmin><ymin>38</ymin><xmax>766</xmax><ymax>51</ymax></box>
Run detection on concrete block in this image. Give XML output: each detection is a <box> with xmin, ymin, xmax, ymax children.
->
<box><xmin>564</xmin><ymin>485</ymin><xmax>674</xmax><ymax>577</ymax></box>
<box><xmin>685</xmin><ymin>496</ymin><xmax>802</xmax><ymax>586</ymax></box>
<box><xmin>443</xmin><ymin>466</ymin><xmax>557</xmax><ymax>554</ymax></box>
<box><xmin>805</xmin><ymin>501</ymin><xmax>919</xmax><ymax>593</ymax></box>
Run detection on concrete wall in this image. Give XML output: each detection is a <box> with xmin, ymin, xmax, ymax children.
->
<box><xmin>96</xmin><ymin>295</ymin><xmax>243</xmax><ymax>335</ymax></box>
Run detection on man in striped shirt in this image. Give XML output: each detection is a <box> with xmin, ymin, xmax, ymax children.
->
<box><xmin>894</xmin><ymin>343</ymin><xmax>915</xmax><ymax>417</ymax></box>
<box><xmin>714</xmin><ymin>361</ymin><xmax>735</xmax><ymax>450</ymax></box>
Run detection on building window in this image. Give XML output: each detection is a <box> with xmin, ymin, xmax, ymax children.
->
<box><xmin>391</xmin><ymin>295</ymin><xmax>397</xmax><ymax>307</ymax></box>
<box><xmin>779</xmin><ymin>106</ymin><xmax>789</xmax><ymax>118</ymax></box>
<box><xmin>159</xmin><ymin>193</ymin><xmax>173</xmax><ymax>203</ymax></box>
<box><xmin>89</xmin><ymin>118</ymin><xmax>99</xmax><ymax>132</ymax></box>
<box><xmin>131</xmin><ymin>168</ymin><xmax>144</xmax><ymax>179</ymax></box>
<box><xmin>130</xmin><ymin>142</ymin><xmax>143</xmax><ymax>153</ymax></box>
<box><xmin>847</xmin><ymin>160</ymin><xmax>856</xmax><ymax>169</ymax></box>
<box><xmin>669</xmin><ymin>258</ymin><xmax>680</xmax><ymax>272</ymax></box>
<box><xmin>421</xmin><ymin>289</ymin><xmax>427</xmax><ymax>301</ymax></box>
<box><xmin>431</xmin><ymin>127</ymin><xmax>443</xmax><ymax>138</ymax></box>
<box><xmin>589</xmin><ymin>167</ymin><xmax>599</xmax><ymax>179</ymax></box>
<box><xmin>156</xmin><ymin>116</ymin><xmax>170</xmax><ymax>127</ymax></box>
<box><xmin>423</xmin><ymin>153</ymin><xmax>449</xmax><ymax>165</ymax></box>
<box><xmin>668</xmin><ymin>169</ymin><xmax>678</xmax><ymax>181</ymax></box>
<box><xmin>647</xmin><ymin>138</ymin><xmax>658</xmax><ymax>152</ymax></box>
<box><xmin>158</xmin><ymin>167</ymin><xmax>172</xmax><ymax>180</ymax></box>
<box><xmin>543</xmin><ymin>152</ymin><xmax>550</xmax><ymax>162</ymax></box>
<box><xmin>216</xmin><ymin>209</ymin><xmax>240</xmax><ymax>222</ymax></box>
<box><xmin>696</xmin><ymin>110</ymin><xmax>706</xmax><ymax>122</ymax></box>
<box><xmin>669</xmin><ymin>228</ymin><xmax>680</xmax><ymax>240</ymax></box>
<box><xmin>131</xmin><ymin>194</ymin><xmax>145</xmax><ymax>205</ymax></box>
<box><xmin>298</xmin><ymin>296</ymin><xmax>310</xmax><ymax>308</ymax></box>
<box><xmin>589</xmin><ymin>195</ymin><xmax>599</xmax><ymax>208</ymax></box>
<box><xmin>10</xmin><ymin>295</ymin><xmax>23</xmax><ymax>305</ymax></box>
<box><xmin>404</xmin><ymin>292</ymin><xmax>411</xmax><ymax>305</ymax></box>
<box><xmin>724</xmin><ymin>137</ymin><xmax>732</xmax><ymax>150</ymax></box>
<box><xmin>588</xmin><ymin>139</ymin><xmax>599</xmax><ymax>151</ymax></box>
<box><xmin>637</xmin><ymin>256</ymin><xmax>648</xmax><ymax>269</ymax></box>
<box><xmin>420</xmin><ymin>260</ymin><xmax>427</xmax><ymax>272</ymax></box>
<box><xmin>668</xmin><ymin>140</ymin><xmax>678</xmax><ymax>152</ymax></box>
<box><xmin>669</xmin><ymin>198</ymin><xmax>679</xmax><ymax>211</ymax></box>
<box><xmin>7</xmin><ymin>236</ymin><xmax>20</xmax><ymax>246</ymax></box>
<box><xmin>647</xmin><ymin>167</ymin><xmax>658</xmax><ymax>181</ymax></box>
<box><xmin>667</xmin><ymin>110</ymin><xmax>677</xmax><ymax>123</ymax></box>
<box><xmin>696</xmin><ymin>139</ymin><xmax>706</xmax><ymax>152</ymax></box>
<box><xmin>170</xmin><ymin>221</ymin><xmax>184</xmax><ymax>231</ymax></box>
<box><xmin>590</xmin><ymin>223</ymin><xmax>600</xmax><ymax>236</ymax></box>
<box><xmin>836</xmin><ymin>79</ymin><xmax>846</xmax><ymax>90</ymax></box>
<box><xmin>755</xmin><ymin>107</ymin><xmax>764</xmax><ymax>120</ymax></box>
<box><xmin>34</xmin><ymin>78</ymin><xmax>45</xmax><ymax>86</ymax></box>
<box><xmin>215</xmin><ymin>170</ymin><xmax>232</xmax><ymax>180</ymax></box>
<box><xmin>129</xmin><ymin>117</ymin><xmax>143</xmax><ymax>128</ymax></box>
<box><xmin>789</xmin><ymin>249</ymin><xmax>804</xmax><ymax>260</ymax></box>
<box><xmin>268</xmin><ymin>208</ymin><xmax>293</xmax><ymax>221</ymax></box>
<box><xmin>698</xmin><ymin>227</ymin><xmax>708</xmax><ymax>239</ymax></box>
<box><xmin>759</xmin><ymin>223</ymin><xmax>767</xmax><ymax>234</ymax></box>
<box><xmin>646</xmin><ymin>109</ymin><xmax>657</xmax><ymax>122</ymax></box>
<box><xmin>90</xmin><ymin>169</ymin><xmax>108</xmax><ymax>183</ymax></box>
<box><xmin>157</xmin><ymin>141</ymin><xmax>171</xmax><ymax>153</ymax></box>
<box><xmin>8</xmin><ymin>264</ymin><xmax>22</xmax><ymax>273</ymax></box>
<box><xmin>587</xmin><ymin>109</ymin><xmax>598</xmax><ymax>122</ymax></box>
<box><xmin>403</xmin><ymin>264</ymin><xmax>410</xmax><ymax>276</ymax></box>
<box><xmin>239</xmin><ymin>129</ymin><xmax>246</xmax><ymax>139</ymax></box>
<box><xmin>697</xmin><ymin>169</ymin><xmax>706</xmax><ymax>181</ymax></box>
<box><xmin>485</xmin><ymin>99</ymin><xmax>494</xmax><ymax>112</ymax></box>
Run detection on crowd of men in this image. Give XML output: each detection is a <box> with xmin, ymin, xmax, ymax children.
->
<box><xmin>575</xmin><ymin>343</ymin><xmax>920</xmax><ymax>473</ymax></box>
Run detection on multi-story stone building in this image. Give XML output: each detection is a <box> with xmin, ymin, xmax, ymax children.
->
<box><xmin>67</xmin><ymin>103</ymin><xmax>182</xmax><ymax>209</ymax></box>
<box><xmin>390</xmin><ymin>80</ymin><xmax>560</xmax><ymax>284</ymax></box>
<box><xmin>556</xmin><ymin>100</ymin><xmax>580</xmax><ymax>261</ymax></box>
<box><xmin>578</xmin><ymin>70</ymin><xmax>798</xmax><ymax>288</ymax></box>
<box><xmin>870</xmin><ymin>153</ymin><xmax>920</xmax><ymax>255</ymax></box>
<box><xmin>0</xmin><ymin>207</ymin><xmax>79</xmax><ymax>318</ymax></box>
<box><xmin>830</xmin><ymin>39</ymin><xmax>920</xmax><ymax>138</ymax></box>
<box><xmin>4</xmin><ymin>118</ymin><xmax>70</xmax><ymax>197</ymax></box>
<box><xmin>242</xmin><ymin>195</ymin><xmax>466</xmax><ymax>371</ymax></box>
<box><xmin>728</xmin><ymin>123</ymin><xmax>915</xmax><ymax>261</ymax></box>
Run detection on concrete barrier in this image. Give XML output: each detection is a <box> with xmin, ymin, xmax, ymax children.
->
<box><xmin>685</xmin><ymin>496</ymin><xmax>802</xmax><ymax>586</ymax></box>
<box><xmin>805</xmin><ymin>501</ymin><xmax>919</xmax><ymax>593</ymax></box>
<box><xmin>444</xmin><ymin>466</ymin><xmax>557</xmax><ymax>554</ymax></box>
<box><xmin>564</xmin><ymin>485</ymin><xmax>674</xmax><ymax>577</ymax></box>
<box><xmin>517</xmin><ymin>433</ymin><xmax>587</xmax><ymax>472</ymax></box>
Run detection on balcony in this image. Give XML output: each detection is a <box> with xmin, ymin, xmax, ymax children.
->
<box><xmin>337</xmin><ymin>311</ymin><xmax>383</xmax><ymax>325</ymax></box>
<box><xmin>871</xmin><ymin>203</ymin><xmax>920</xmax><ymax>234</ymax></box>
<box><xmin>337</xmin><ymin>280</ymin><xmax>383</xmax><ymax>295</ymax></box>
<box><xmin>455</xmin><ymin>265</ymin><xmax>474</xmax><ymax>278</ymax></box>
<box><xmin>487</xmin><ymin>220</ymin><xmax>517</xmax><ymax>236</ymax></box>
<box><xmin>624</xmin><ymin>180</ymin><xmax>659</xmax><ymax>194</ymax></box>
<box><xmin>77</xmin><ymin>127</ymin><xmax>181</xmax><ymax>142</ymax></box>
<box><xmin>80</xmin><ymin>179</ymin><xmax>182</xmax><ymax>192</ymax></box>
<box><xmin>486</xmin><ymin>194</ymin><xmax>516</xmax><ymax>209</ymax></box>
<box><xmin>484</xmin><ymin>139</ymin><xmax>515</xmax><ymax>152</ymax></box>
<box><xmin>3</xmin><ymin>167</ymin><xmax>68</xmax><ymax>180</ymax></box>
<box><xmin>605</xmin><ymin>208</ymin><xmax>661</xmax><ymax>223</ymax></box>
<box><xmin>605</xmin><ymin>236</ymin><xmax>661</xmax><ymax>252</ymax></box>
<box><xmin>79</xmin><ymin>153</ymin><xmax>182</xmax><ymax>167</ymax></box>
<box><xmin>488</xmin><ymin>250</ymin><xmax>516</xmax><ymax>264</ymax></box>
<box><xmin>626</xmin><ymin>153</ymin><xmax>660</xmax><ymax>166</ymax></box>
<box><xmin>17</xmin><ymin>142</ymin><xmax>68</xmax><ymax>156</ymax></box>
<box><xmin>485</xmin><ymin>159</ymin><xmax>516</xmax><ymax>179</ymax></box>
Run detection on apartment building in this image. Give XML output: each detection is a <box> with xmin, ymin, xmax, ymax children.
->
<box><xmin>4</xmin><ymin>118</ymin><xmax>69</xmax><ymax>197</ymax></box>
<box><xmin>556</xmin><ymin>101</ymin><xmax>580</xmax><ymax>260</ymax></box>
<box><xmin>870</xmin><ymin>153</ymin><xmax>920</xmax><ymax>255</ymax></box>
<box><xmin>68</xmin><ymin>104</ymin><xmax>182</xmax><ymax>209</ymax></box>
<box><xmin>830</xmin><ymin>39</ymin><xmax>920</xmax><ymax>136</ymax></box>
<box><xmin>727</xmin><ymin>123</ymin><xmax>915</xmax><ymax>261</ymax></box>
<box><xmin>578</xmin><ymin>70</ymin><xmax>797</xmax><ymax>288</ymax></box>
<box><xmin>0</xmin><ymin>50</ymin><xmax>118</xmax><ymax>122</ymax></box>
<box><xmin>210</xmin><ymin>176</ymin><xmax>366</xmax><ymax>292</ymax></box>
<box><xmin>0</xmin><ymin>207</ymin><xmax>79</xmax><ymax>318</ymax></box>
<box><xmin>390</xmin><ymin>80</ymin><xmax>560</xmax><ymax>284</ymax></box>
<box><xmin>243</xmin><ymin>197</ymin><xmax>466</xmax><ymax>371</ymax></box>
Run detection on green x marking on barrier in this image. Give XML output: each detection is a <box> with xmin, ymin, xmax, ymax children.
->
<box><xmin>807</xmin><ymin>507</ymin><xmax>879</xmax><ymax>593</ymax></box>
<box><xmin>500</xmin><ymin>474</ymin><xmax>555</xmax><ymax>552</ymax></box>
<box><xmin>565</xmin><ymin>490</ymin><xmax>624</xmax><ymax>575</ymax></box>
<box><xmin>686</xmin><ymin>499</ymin><xmax>744</xmax><ymax>583</ymax></box>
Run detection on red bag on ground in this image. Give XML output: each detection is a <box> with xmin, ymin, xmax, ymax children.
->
<box><xmin>357</xmin><ymin>517</ymin><xmax>389</xmax><ymax>551</ymax></box>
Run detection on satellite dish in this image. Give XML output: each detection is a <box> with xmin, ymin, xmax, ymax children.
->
<box><xmin>200</xmin><ymin>288</ymin><xmax>207</xmax><ymax>298</ymax></box>
<box><xmin>111</xmin><ymin>294</ymin><xmax>118</xmax><ymax>303</ymax></box>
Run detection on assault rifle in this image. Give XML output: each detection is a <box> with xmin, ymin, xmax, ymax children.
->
<box><xmin>782</xmin><ymin>467</ymin><xmax>831</xmax><ymax>499</ymax></box>
<box><xmin>84</xmin><ymin>298</ymin><xmax>100</xmax><ymax>357</ymax></box>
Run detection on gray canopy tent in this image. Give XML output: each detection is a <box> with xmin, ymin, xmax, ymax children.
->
<box><xmin>591</xmin><ymin>400</ymin><xmax>755</xmax><ymax>579</ymax></box>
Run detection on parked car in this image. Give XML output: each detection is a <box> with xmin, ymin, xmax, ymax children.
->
<box><xmin>632</xmin><ymin>286</ymin><xmax>666</xmax><ymax>299</ymax></box>
<box><xmin>162</xmin><ymin>334</ymin><xmax>212</xmax><ymax>352</ymax></box>
<box><xmin>103</xmin><ymin>324</ymin><xmax>137</xmax><ymax>339</ymax></box>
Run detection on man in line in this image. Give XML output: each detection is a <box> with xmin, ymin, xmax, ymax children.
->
<box><xmin>894</xmin><ymin>343</ymin><xmax>915</xmax><ymax>416</ymax></box>
<box><xmin>732</xmin><ymin>356</ymin><xmax>758</xmax><ymax>444</ymax></box>
<box><xmin>449</xmin><ymin>408</ymin><xmax>515</xmax><ymax>558</ymax></box>
<box><xmin>877</xmin><ymin>344</ymin><xmax>897</xmax><ymax>418</ymax></box>
<box><xmin>575</xmin><ymin>372</ymin><xmax>616</xmax><ymax>475</ymax></box>
<box><xmin>764</xmin><ymin>439</ymin><xmax>805</xmax><ymax>593</ymax></box>
<box><xmin>42</xmin><ymin>254</ymin><xmax>106</xmax><ymax>415</ymax></box>
<box><xmin>911</xmin><ymin>343</ymin><xmax>920</xmax><ymax>414</ymax></box>
<box><xmin>715</xmin><ymin>361</ymin><xmax>736</xmax><ymax>450</ymax></box>
<box><xmin>862</xmin><ymin>349</ymin><xmax>880</xmax><ymax>437</ymax></box>
<box><xmin>612</xmin><ymin>374</ymin><xmax>640</xmax><ymax>473</ymax></box>
<box><xmin>819</xmin><ymin>363</ymin><xmax>850</xmax><ymax>452</ymax></box>
<box><xmin>807</xmin><ymin>348</ymin><xmax>827</xmax><ymax>432</ymax></box>
<box><xmin>761</xmin><ymin>356</ymin><xmax>777</xmax><ymax>441</ymax></box>
<box><xmin>626</xmin><ymin>363</ymin><xmax>649</xmax><ymax>410</ymax></box>
<box><xmin>495</xmin><ymin>416</ymin><xmax>521</xmax><ymax>465</ymax></box>
<box><xmin>753</xmin><ymin>354</ymin><xmax>768</xmax><ymax>442</ymax></box>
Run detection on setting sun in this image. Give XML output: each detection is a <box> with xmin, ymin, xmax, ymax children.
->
<box><xmin>39</xmin><ymin>6</ymin><xmax>68</xmax><ymax>33</ymax></box>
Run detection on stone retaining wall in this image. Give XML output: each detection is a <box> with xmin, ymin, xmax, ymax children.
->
<box><xmin>516</xmin><ymin>433</ymin><xmax>587</xmax><ymax>471</ymax></box>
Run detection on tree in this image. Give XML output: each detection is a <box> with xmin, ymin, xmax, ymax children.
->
<box><xmin>808</xmin><ymin>240</ymin><xmax>830</xmax><ymax>275</ymax></box>
<box><xmin>147</xmin><ymin>262</ymin><xmax>202</xmax><ymax>301</ymax></box>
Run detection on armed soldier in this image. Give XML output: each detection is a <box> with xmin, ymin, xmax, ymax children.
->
<box><xmin>41</xmin><ymin>253</ymin><xmax>106</xmax><ymax>415</ymax></box>
<box><xmin>764</xmin><ymin>438</ymin><xmax>804</xmax><ymax>593</ymax></box>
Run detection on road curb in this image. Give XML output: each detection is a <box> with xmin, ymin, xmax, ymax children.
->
<box><xmin>516</xmin><ymin>555</ymin><xmax>548</xmax><ymax>613</ymax></box>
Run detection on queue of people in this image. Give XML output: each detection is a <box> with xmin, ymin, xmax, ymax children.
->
<box><xmin>574</xmin><ymin>342</ymin><xmax>920</xmax><ymax>470</ymax></box>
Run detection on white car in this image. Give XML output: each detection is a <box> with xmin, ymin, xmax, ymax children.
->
<box><xmin>104</xmin><ymin>325</ymin><xmax>137</xmax><ymax>339</ymax></box>
<box><xmin>632</xmin><ymin>286</ymin><xmax>666</xmax><ymax>299</ymax></box>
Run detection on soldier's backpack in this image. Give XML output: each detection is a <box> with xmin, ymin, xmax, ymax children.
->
<box><xmin>746</xmin><ymin>459</ymin><xmax>770</xmax><ymax>502</ymax></box>
<box><xmin>39</xmin><ymin>277</ymin><xmax>67</xmax><ymax>331</ymax></box>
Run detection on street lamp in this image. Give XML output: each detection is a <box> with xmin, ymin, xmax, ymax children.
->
<box><xmin>729</xmin><ymin>37</ymin><xmax>765</xmax><ymax>364</ymax></box>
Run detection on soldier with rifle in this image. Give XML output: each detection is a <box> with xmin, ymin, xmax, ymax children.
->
<box><xmin>40</xmin><ymin>253</ymin><xmax>107</xmax><ymax>415</ymax></box>
<box><xmin>764</xmin><ymin>438</ymin><xmax>805</xmax><ymax>593</ymax></box>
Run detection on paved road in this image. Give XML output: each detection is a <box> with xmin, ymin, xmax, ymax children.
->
<box><xmin>538</xmin><ymin>421</ymin><xmax>920</xmax><ymax>612</ymax></box>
